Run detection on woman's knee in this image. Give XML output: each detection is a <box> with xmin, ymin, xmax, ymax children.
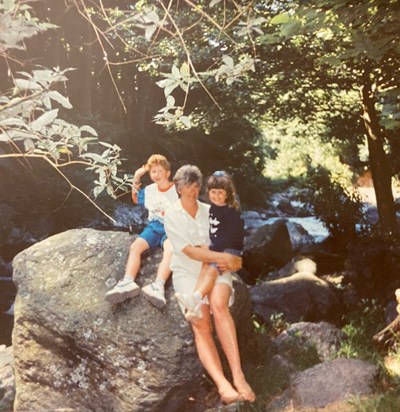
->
<box><xmin>210</xmin><ymin>300</ymin><xmax>230</xmax><ymax>318</ymax></box>
<box><xmin>209</xmin><ymin>289</ymin><xmax>231</xmax><ymax>315</ymax></box>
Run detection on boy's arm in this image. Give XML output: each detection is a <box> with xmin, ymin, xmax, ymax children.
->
<box><xmin>131</xmin><ymin>164</ymin><xmax>148</xmax><ymax>204</ymax></box>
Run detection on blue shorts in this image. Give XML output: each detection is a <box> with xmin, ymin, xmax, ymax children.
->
<box><xmin>138</xmin><ymin>220</ymin><xmax>167</xmax><ymax>249</ymax></box>
<box><xmin>210</xmin><ymin>248</ymin><xmax>242</xmax><ymax>275</ymax></box>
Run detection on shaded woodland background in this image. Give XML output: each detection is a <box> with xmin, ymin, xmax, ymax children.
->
<box><xmin>1</xmin><ymin>0</ymin><xmax>400</xmax><ymax>243</ymax></box>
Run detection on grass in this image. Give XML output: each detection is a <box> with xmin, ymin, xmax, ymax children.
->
<box><xmin>244</xmin><ymin>300</ymin><xmax>400</xmax><ymax>411</ymax></box>
<box><xmin>335</xmin><ymin>298</ymin><xmax>386</xmax><ymax>362</ymax></box>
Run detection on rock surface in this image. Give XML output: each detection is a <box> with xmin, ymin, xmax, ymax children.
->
<box><xmin>12</xmin><ymin>228</ymin><xmax>256</xmax><ymax>411</ymax></box>
<box><xmin>0</xmin><ymin>345</ymin><xmax>14</xmax><ymax>411</ymax></box>
<box><xmin>242</xmin><ymin>219</ymin><xmax>293</xmax><ymax>282</ymax></box>
<box><xmin>250</xmin><ymin>272</ymin><xmax>343</xmax><ymax>324</ymax></box>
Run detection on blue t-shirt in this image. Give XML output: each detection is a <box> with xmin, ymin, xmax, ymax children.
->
<box><xmin>209</xmin><ymin>204</ymin><xmax>244</xmax><ymax>252</ymax></box>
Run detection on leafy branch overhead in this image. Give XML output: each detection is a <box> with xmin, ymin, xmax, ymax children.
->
<box><xmin>75</xmin><ymin>0</ymin><xmax>265</xmax><ymax>130</ymax></box>
<box><xmin>0</xmin><ymin>0</ymin><xmax>133</xmax><ymax>222</ymax></box>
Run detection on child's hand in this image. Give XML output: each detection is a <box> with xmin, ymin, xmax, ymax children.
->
<box><xmin>132</xmin><ymin>164</ymin><xmax>148</xmax><ymax>192</ymax></box>
<box><xmin>134</xmin><ymin>164</ymin><xmax>148</xmax><ymax>179</ymax></box>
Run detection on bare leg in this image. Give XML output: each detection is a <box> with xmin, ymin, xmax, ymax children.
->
<box><xmin>155</xmin><ymin>239</ymin><xmax>172</xmax><ymax>283</ymax></box>
<box><xmin>190</xmin><ymin>306</ymin><xmax>241</xmax><ymax>404</ymax></box>
<box><xmin>194</xmin><ymin>263</ymin><xmax>219</xmax><ymax>297</ymax></box>
<box><xmin>125</xmin><ymin>237</ymin><xmax>149</xmax><ymax>279</ymax></box>
<box><xmin>209</xmin><ymin>284</ymin><xmax>256</xmax><ymax>402</ymax></box>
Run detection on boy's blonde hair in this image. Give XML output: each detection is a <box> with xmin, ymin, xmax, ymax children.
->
<box><xmin>146</xmin><ymin>154</ymin><xmax>171</xmax><ymax>171</ymax></box>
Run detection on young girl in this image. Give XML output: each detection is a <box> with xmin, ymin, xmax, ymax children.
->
<box><xmin>175</xmin><ymin>170</ymin><xmax>244</xmax><ymax>320</ymax></box>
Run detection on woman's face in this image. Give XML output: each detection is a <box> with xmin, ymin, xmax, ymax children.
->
<box><xmin>179</xmin><ymin>182</ymin><xmax>201</xmax><ymax>200</ymax></box>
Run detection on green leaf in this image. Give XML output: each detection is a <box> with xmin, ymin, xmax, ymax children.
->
<box><xmin>30</xmin><ymin>109</ymin><xmax>59</xmax><ymax>131</ymax></box>
<box><xmin>47</xmin><ymin>91</ymin><xmax>73</xmax><ymax>109</ymax></box>
<box><xmin>14</xmin><ymin>78</ymin><xmax>42</xmax><ymax>91</ymax></box>
<box><xmin>210</xmin><ymin>0</ymin><xmax>222</xmax><ymax>6</ymax></box>
<box><xmin>280</xmin><ymin>20</ymin><xmax>302</xmax><ymax>38</ymax></box>
<box><xmin>23</xmin><ymin>138</ymin><xmax>35</xmax><ymax>151</ymax></box>
<box><xmin>164</xmin><ymin>82</ymin><xmax>179</xmax><ymax>97</ymax></box>
<box><xmin>270</xmin><ymin>13</ymin><xmax>291</xmax><ymax>25</ymax></box>
<box><xmin>81</xmin><ymin>152</ymin><xmax>108</xmax><ymax>164</ymax></box>
<box><xmin>0</xmin><ymin>117</ymin><xmax>27</xmax><ymax>128</ymax></box>
<box><xmin>180</xmin><ymin>62</ymin><xmax>190</xmax><ymax>77</ymax></box>
<box><xmin>145</xmin><ymin>25</ymin><xmax>157</xmax><ymax>41</ymax></box>
<box><xmin>222</xmin><ymin>55</ymin><xmax>234</xmax><ymax>67</ymax></box>
<box><xmin>179</xmin><ymin>116</ymin><xmax>191</xmax><ymax>128</ymax></box>
<box><xmin>80</xmin><ymin>125</ymin><xmax>98</xmax><ymax>136</ymax></box>
<box><xmin>171</xmin><ymin>65</ymin><xmax>181</xmax><ymax>79</ymax></box>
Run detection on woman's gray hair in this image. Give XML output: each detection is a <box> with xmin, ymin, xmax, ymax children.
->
<box><xmin>173</xmin><ymin>165</ymin><xmax>203</xmax><ymax>192</ymax></box>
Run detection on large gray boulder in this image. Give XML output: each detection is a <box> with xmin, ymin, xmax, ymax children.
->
<box><xmin>266</xmin><ymin>358</ymin><xmax>378</xmax><ymax>411</ymax></box>
<box><xmin>0</xmin><ymin>345</ymin><xmax>14</xmax><ymax>412</ymax></box>
<box><xmin>12</xmin><ymin>228</ymin><xmax>257</xmax><ymax>411</ymax></box>
<box><xmin>290</xmin><ymin>358</ymin><xmax>378</xmax><ymax>408</ymax></box>
<box><xmin>242</xmin><ymin>219</ymin><xmax>293</xmax><ymax>283</ymax></box>
<box><xmin>250</xmin><ymin>272</ymin><xmax>343</xmax><ymax>324</ymax></box>
<box><xmin>275</xmin><ymin>321</ymin><xmax>346</xmax><ymax>362</ymax></box>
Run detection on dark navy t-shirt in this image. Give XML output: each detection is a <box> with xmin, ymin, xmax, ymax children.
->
<box><xmin>209</xmin><ymin>204</ymin><xmax>244</xmax><ymax>252</ymax></box>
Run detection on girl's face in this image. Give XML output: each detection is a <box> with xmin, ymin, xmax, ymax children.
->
<box><xmin>208</xmin><ymin>188</ymin><xmax>227</xmax><ymax>206</ymax></box>
<box><xmin>149</xmin><ymin>165</ymin><xmax>170</xmax><ymax>184</ymax></box>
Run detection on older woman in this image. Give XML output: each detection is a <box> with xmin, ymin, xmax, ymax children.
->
<box><xmin>164</xmin><ymin>165</ymin><xmax>255</xmax><ymax>405</ymax></box>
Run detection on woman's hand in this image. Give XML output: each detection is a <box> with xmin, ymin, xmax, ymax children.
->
<box><xmin>217</xmin><ymin>253</ymin><xmax>242</xmax><ymax>272</ymax></box>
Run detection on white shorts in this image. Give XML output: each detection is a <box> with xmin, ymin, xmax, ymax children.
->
<box><xmin>172</xmin><ymin>270</ymin><xmax>235</xmax><ymax>314</ymax></box>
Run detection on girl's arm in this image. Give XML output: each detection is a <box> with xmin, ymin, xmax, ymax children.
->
<box><xmin>182</xmin><ymin>245</ymin><xmax>242</xmax><ymax>272</ymax></box>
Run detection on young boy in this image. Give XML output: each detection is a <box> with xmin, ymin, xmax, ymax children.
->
<box><xmin>105</xmin><ymin>154</ymin><xmax>178</xmax><ymax>308</ymax></box>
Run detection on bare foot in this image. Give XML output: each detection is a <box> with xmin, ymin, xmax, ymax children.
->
<box><xmin>234</xmin><ymin>379</ymin><xmax>256</xmax><ymax>403</ymax></box>
<box><xmin>219</xmin><ymin>384</ymin><xmax>241</xmax><ymax>405</ymax></box>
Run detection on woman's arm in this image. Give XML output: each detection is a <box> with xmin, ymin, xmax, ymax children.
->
<box><xmin>182</xmin><ymin>245</ymin><xmax>242</xmax><ymax>272</ymax></box>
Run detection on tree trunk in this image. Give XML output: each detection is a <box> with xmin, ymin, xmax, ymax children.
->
<box><xmin>360</xmin><ymin>78</ymin><xmax>397</xmax><ymax>235</ymax></box>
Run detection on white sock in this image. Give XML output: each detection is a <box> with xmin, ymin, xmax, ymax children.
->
<box><xmin>154</xmin><ymin>278</ymin><xmax>165</xmax><ymax>288</ymax></box>
<box><xmin>193</xmin><ymin>290</ymin><xmax>202</xmax><ymax>301</ymax></box>
<box><xmin>123</xmin><ymin>274</ymin><xmax>133</xmax><ymax>281</ymax></box>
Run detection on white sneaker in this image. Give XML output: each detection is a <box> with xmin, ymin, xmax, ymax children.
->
<box><xmin>175</xmin><ymin>292</ymin><xmax>203</xmax><ymax>320</ymax></box>
<box><xmin>105</xmin><ymin>278</ymin><xmax>140</xmax><ymax>304</ymax></box>
<box><xmin>142</xmin><ymin>282</ymin><xmax>166</xmax><ymax>308</ymax></box>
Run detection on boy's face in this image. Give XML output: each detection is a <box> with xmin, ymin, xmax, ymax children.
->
<box><xmin>149</xmin><ymin>164</ymin><xmax>170</xmax><ymax>184</ymax></box>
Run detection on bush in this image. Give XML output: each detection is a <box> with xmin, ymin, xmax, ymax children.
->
<box><xmin>305</xmin><ymin>166</ymin><xmax>367</xmax><ymax>239</ymax></box>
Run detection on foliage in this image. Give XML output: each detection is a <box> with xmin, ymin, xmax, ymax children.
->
<box><xmin>305</xmin><ymin>166</ymin><xmax>367</xmax><ymax>239</ymax></box>
<box><xmin>336</xmin><ymin>299</ymin><xmax>385</xmax><ymax>362</ymax></box>
<box><xmin>348</xmin><ymin>387</ymin><xmax>400</xmax><ymax>412</ymax></box>
<box><xmin>344</xmin><ymin>235</ymin><xmax>400</xmax><ymax>300</ymax></box>
<box><xmin>0</xmin><ymin>0</ymin><xmax>131</xmax><ymax>222</ymax></box>
<box><xmin>261</xmin><ymin>117</ymin><xmax>356</xmax><ymax>185</ymax></box>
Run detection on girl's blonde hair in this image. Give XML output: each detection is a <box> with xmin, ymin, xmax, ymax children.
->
<box><xmin>206</xmin><ymin>171</ymin><xmax>239</xmax><ymax>210</ymax></box>
<box><xmin>146</xmin><ymin>154</ymin><xmax>171</xmax><ymax>171</ymax></box>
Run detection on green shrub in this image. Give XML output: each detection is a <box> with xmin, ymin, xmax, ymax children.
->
<box><xmin>305</xmin><ymin>166</ymin><xmax>367</xmax><ymax>239</ymax></box>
